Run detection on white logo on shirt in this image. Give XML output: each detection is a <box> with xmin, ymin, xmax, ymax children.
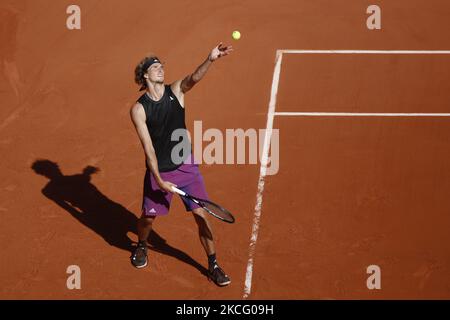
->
<box><xmin>149</xmin><ymin>208</ymin><xmax>156</xmax><ymax>213</ymax></box>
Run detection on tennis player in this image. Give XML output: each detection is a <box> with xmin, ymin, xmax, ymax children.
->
<box><xmin>129</xmin><ymin>43</ymin><xmax>233</xmax><ymax>286</ymax></box>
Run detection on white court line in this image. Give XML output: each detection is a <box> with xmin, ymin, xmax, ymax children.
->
<box><xmin>243</xmin><ymin>49</ymin><xmax>450</xmax><ymax>299</ymax></box>
<box><xmin>274</xmin><ymin>112</ymin><xmax>450</xmax><ymax>117</ymax></box>
<box><xmin>281</xmin><ymin>50</ymin><xmax>450</xmax><ymax>54</ymax></box>
<box><xmin>243</xmin><ymin>51</ymin><xmax>283</xmax><ymax>299</ymax></box>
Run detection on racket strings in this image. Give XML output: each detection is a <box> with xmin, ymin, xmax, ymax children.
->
<box><xmin>201</xmin><ymin>201</ymin><xmax>234</xmax><ymax>223</ymax></box>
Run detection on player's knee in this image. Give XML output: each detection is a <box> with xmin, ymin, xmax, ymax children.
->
<box><xmin>192</xmin><ymin>208</ymin><xmax>207</xmax><ymax>220</ymax></box>
<box><xmin>192</xmin><ymin>210</ymin><xmax>213</xmax><ymax>239</ymax></box>
<box><xmin>139</xmin><ymin>215</ymin><xmax>155</xmax><ymax>226</ymax></box>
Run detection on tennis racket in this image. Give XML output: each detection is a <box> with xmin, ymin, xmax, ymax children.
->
<box><xmin>172</xmin><ymin>186</ymin><xmax>235</xmax><ymax>223</ymax></box>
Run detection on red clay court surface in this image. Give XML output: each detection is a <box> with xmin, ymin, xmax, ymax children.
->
<box><xmin>1</xmin><ymin>0</ymin><xmax>450</xmax><ymax>299</ymax></box>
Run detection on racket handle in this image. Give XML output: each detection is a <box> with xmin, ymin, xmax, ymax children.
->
<box><xmin>171</xmin><ymin>186</ymin><xmax>186</xmax><ymax>196</ymax></box>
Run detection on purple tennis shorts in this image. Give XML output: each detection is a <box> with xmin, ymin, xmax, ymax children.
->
<box><xmin>141</xmin><ymin>161</ymin><xmax>209</xmax><ymax>217</ymax></box>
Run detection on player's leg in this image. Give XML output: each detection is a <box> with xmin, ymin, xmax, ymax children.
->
<box><xmin>179</xmin><ymin>165</ymin><xmax>216</xmax><ymax>256</ymax></box>
<box><xmin>137</xmin><ymin>215</ymin><xmax>155</xmax><ymax>247</ymax></box>
<box><xmin>176</xmin><ymin>161</ymin><xmax>231</xmax><ymax>286</ymax></box>
<box><xmin>131</xmin><ymin>215</ymin><xmax>155</xmax><ymax>269</ymax></box>
<box><xmin>191</xmin><ymin>207</ymin><xmax>215</xmax><ymax>255</ymax></box>
<box><xmin>132</xmin><ymin>169</ymin><xmax>173</xmax><ymax>268</ymax></box>
<box><xmin>191</xmin><ymin>208</ymin><xmax>231</xmax><ymax>287</ymax></box>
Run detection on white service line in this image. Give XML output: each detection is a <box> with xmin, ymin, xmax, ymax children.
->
<box><xmin>243</xmin><ymin>50</ymin><xmax>283</xmax><ymax>299</ymax></box>
<box><xmin>280</xmin><ymin>50</ymin><xmax>450</xmax><ymax>55</ymax></box>
<box><xmin>274</xmin><ymin>112</ymin><xmax>450</xmax><ymax>117</ymax></box>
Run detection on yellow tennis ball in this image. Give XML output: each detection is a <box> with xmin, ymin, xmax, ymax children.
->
<box><xmin>232</xmin><ymin>30</ymin><xmax>241</xmax><ymax>40</ymax></box>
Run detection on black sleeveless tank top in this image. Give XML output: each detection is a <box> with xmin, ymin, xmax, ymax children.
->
<box><xmin>137</xmin><ymin>85</ymin><xmax>190</xmax><ymax>172</ymax></box>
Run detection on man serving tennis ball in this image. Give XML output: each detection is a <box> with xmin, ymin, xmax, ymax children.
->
<box><xmin>130</xmin><ymin>42</ymin><xmax>233</xmax><ymax>286</ymax></box>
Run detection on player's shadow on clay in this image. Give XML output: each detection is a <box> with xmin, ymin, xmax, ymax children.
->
<box><xmin>31</xmin><ymin>159</ymin><xmax>208</xmax><ymax>276</ymax></box>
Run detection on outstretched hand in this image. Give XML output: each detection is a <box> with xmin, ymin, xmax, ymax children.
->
<box><xmin>83</xmin><ymin>165</ymin><xmax>100</xmax><ymax>175</ymax></box>
<box><xmin>208</xmin><ymin>42</ymin><xmax>233</xmax><ymax>62</ymax></box>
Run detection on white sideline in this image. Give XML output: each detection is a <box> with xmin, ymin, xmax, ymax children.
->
<box><xmin>243</xmin><ymin>51</ymin><xmax>283</xmax><ymax>299</ymax></box>
<box><xmin>274</xmin><ymin>112</ymin><xmax>450</xmax><ymax>117</ymax></box>
<box><xmin>281</xmin><ymin>50</ymin><xmax>450</xmax><ymax>54</ymax></box>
